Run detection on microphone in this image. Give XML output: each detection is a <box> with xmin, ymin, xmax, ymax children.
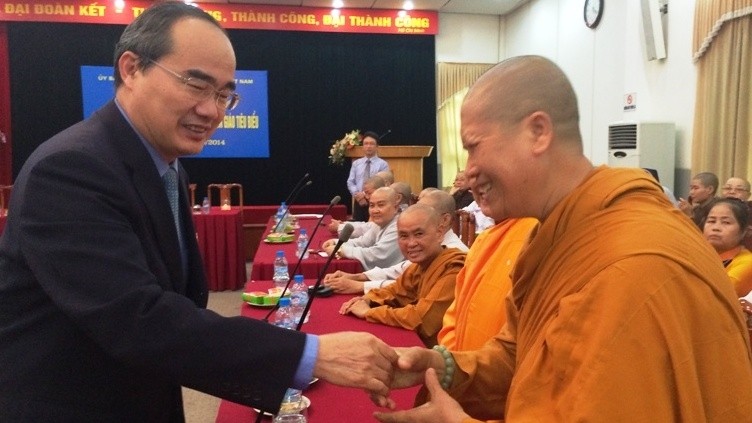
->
<box><xmin>263</xmin><ymin>195</ymin><xmax>342</xmax><ymax>322</ymax></box>
<box><xmin>295</xmin><ymin>223</ymin><xmax>354</xmax><ymax>331</ymax></box>
<box><xmin>379</xmin><ymin>129</ymin><xmax>391</xmax><ymax>140</ymax></box>
<box><xmin>284</xmin><ymin>173</ymin><xmax>310</xmax><ymax>205</ymax></box>
<box><xmin>272</xmin><ymin>180</ymin><xmax>313</xmax><ymax>233</ymax></box>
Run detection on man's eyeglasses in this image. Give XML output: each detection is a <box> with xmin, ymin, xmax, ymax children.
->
<box><xmin>144</xmin><ymin>58</ymin><xmax>240</xmax><ymax>111</ymax></box>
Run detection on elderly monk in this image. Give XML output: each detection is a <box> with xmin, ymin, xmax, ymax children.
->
<box><xmin>372</xmin><ymin>55</ymin><xmax>752</xmax><ymax>422</ymax></box>
<box><xmin>323</xmin><ymin>187</ymin><xmax>404</xmax><ymax>270</ymax></box>
<box><xmin>339</xmin><ymin>204</ymin><xmax>465</xmax><ymax>347</ymax></box>
<box><xmin>324</xmin><ymin>190</ymin><xmax>468</xmax><ymax>294</ymax></box>
<box><xmin>328</xmin><ymin>175</ymin><xmax>385</xmax><ymax>237</ymax></box>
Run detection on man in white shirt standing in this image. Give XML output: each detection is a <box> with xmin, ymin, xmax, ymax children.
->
<box><xmin>322</xmin><ymin>187</ymin><xmax>404</xmax><ymax>270</ymax></box>
<box><xmin>324</xmin><ymin>190</ymin><xmax>468</xmax><ymax>294</ymax></box>
<box><xmin>347</xmin><ymin>132</ymin><xmax>389</xmax><ymax>221</ymax></box>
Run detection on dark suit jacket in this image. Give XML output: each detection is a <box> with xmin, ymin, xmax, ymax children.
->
<box><xmin>0</xmin><ymin>101</ymin><xmax>306</xmax><ymax>421</ymax></box>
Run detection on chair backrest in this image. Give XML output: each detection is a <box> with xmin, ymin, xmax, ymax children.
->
<box><xmin>207</xmin><ymin>183</ymin><xmax>244</xmax><ymax>214</ymax></box>
<box><xmin>0</xmin><ymin>185</ymin><xmax>12</xmax><ymax>216</ymax></box>
<box><xmin>188</xmin><ymin>184</ymin><xmax>197</xmax><ymax>207</ymax></box>
<box><xmin>456</xmin><ymin>209</ymin><xmax>477</xmax><ymax>248</ymax></box>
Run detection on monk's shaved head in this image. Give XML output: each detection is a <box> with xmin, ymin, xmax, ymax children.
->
<box><xmin>465</xmin><ymin>55</ymin><xmax>582</xmax><ymax>149</ymax></box>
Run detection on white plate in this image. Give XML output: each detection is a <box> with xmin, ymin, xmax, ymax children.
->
<box><xmin>253</xmin><ymin>395</ymin><xmax>310</xmax><ymax>417</ymax></box>
<box><xmin>292</xmin><ymin>214</ymin><xmax>322</xmax><ymax>219</ymax></box>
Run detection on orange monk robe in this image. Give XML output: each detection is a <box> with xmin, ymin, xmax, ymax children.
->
<box><xmin>438</xmin><ymin>218</ymin><xmax>538</xmax><ymax>351</ymax></box>
<box><xmin>719</xmin><ymin>246</ymin><xmax>752</xmax><ymax>296</ymax></box>
<box><xmin>363</xmin><ymin>247</ymin><xmax>465</xmax><ymax>346</ymax></box>
<box><xmin>448</xmin><ymin>166</ymin><xmax>752</xmax><ymax>422</ymax></box>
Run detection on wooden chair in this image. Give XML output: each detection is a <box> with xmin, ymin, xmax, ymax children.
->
<box><xmin>456</xmin><ymin>209</ymin><xmax>477</xmax><ymax>248</ymax></box>
<box><xmin>0</xmin><ymin>185</ymin><xmax>12</xmax><ymax>216</ymax></box>
<box><xmin>207</xmin><ymin>183</ymin><xmax>244</xmax><ymax>216</ymax></box>
<box><xmin>188</xmin><ymin>184</ymin><xmax>197</xmax><ymax>207</ymax></box>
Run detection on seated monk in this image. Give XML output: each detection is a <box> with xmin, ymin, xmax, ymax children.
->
<box><xmin>323</xmin><ymin>189</ymin><xmax>468</xmax><ymax>295</ymax></box>
<box><xmin>338</xmin><ymin>204</ymin><xmax>466</xmax><ymax>347</ymax></box>
<box><xmin>322</xmin><ymin>187</ymin><xmax>404</xmax><ymax>270</ymax></box>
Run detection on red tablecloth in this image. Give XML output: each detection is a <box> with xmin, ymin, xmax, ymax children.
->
<box><xmin>215</xmin><ymin>280</ymin><xmax>422</xmax><ymax>422</ymax></box>
<box><xmin>250</xmin><ymin>216</ymin><xmax>363</xmax><ymax>281</ymax></box>
<box><xmin>193</xmin><ymin>207</ymin><xmax>246</xmax><ymax>291</ymax></box>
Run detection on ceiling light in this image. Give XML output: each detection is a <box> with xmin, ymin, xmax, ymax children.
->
<box><xmin>403</xmin><ymin>1</ymin><xmax>414</xmax><ymax>10</ymax></box>
<box><xmin>332</xmin><ymin>0</ymin><xmax>344</xmax><ymax>8</ymax></box>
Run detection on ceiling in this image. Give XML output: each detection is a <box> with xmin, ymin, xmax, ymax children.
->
<box><xmin>192</xmin><ymin>0</ymin><xmax>530</xmax><ymax>16</ymax></box>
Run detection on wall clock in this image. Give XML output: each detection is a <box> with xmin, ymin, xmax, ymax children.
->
<box><xmin>584</xmin><ymin>0</ymin><xmax>604</xmax><ymax>29</ymax></box>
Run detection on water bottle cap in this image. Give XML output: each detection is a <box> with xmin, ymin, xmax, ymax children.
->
<box><xmin>294</xmin><ymin>274</ymin><xmax>304</xmax><ymax>282</ymax></box>
<box><xmin>278</xmin><ymin>297</ymin><xmax>291</xmax><ymax>306</ymax></box>
<box><xmin>299</xmin><ymin>229</ymin><xmax>307</xmax><ymax>235</ymax></box>
<box><xmin>276</xmin><ymin>250</ymin><xmax>284</xmax><ymax>257</ymax></box>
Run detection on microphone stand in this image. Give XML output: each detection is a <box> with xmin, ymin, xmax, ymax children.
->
<box><xmin>284</xmin><ymin>173</ymin><xmax>310</xmax><ymax>205</ymax></box>
<box><xmin>295</xmin><ymin>224</ymin><xmax>354</xmax><ymax>331</ymax></box>
<box><xmin>263</xmin><ymin>196</ymin><xmax>342</xmax><ymax>322</ymax></box>
<box><xmin>272</xmin><ymin>180</ymin><xmax>312</xmax><ymax>233</ymax></box>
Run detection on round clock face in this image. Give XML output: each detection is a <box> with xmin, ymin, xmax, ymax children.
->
<box><xmin>584</xmin><ymin>0</ymin><xmax>603</xmax><ymax>29</ymax></box>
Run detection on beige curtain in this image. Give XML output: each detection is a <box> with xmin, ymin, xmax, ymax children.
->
<box><xmin>436</xmin><ymin>62</ymin><xmax>494</xmax><ymax>188</ymax></box>
<box><xmin>691</xmin><ymin>1</ymin><xmax>752</xmax><ymax>180</ymax></box>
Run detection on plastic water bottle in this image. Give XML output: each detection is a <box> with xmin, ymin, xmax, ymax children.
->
<box><xmin>296</xmin><ymin>229</ymin><xmax>310</xmax><ymax>259</ymax></box>
<box><xmin>201</xmin><ymin>196</ymin><xmax>210</xmax><ymax>214</ymax></box>
<box><xmin>272</xmin><ymin>298</ymin><xmax>304</xmax><ymax>417</ymax></box>
<box><xmin>272</xmin><ymin>297</ymin><xmax>293</xmax><ymax>329</ymax></box>
<box><xmin>272</xmin><ymin>251</ymin><xmax>290</xmax><ymax>290</ymax></box>
<box><xmin>289</xmin><ymin>274</ymin><xmax>309</xmax><ymax>325</ymax></box>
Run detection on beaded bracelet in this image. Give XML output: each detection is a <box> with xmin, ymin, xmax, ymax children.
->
<box><xmin>432</xmin><ymin>345</ymin><xmax>455</xmax><ymax>390</ymax></box>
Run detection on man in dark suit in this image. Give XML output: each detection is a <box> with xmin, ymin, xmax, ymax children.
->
<box><xmin>0</xmin><ymin>3</ymin><xmax>395</xmax><ymax>421</ymax></box>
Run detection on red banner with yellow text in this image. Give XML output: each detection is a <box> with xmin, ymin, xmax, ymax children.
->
<box><xmin>0</xmin><ymin>1</ymin><xmax>437</xmax><ymax>35</ymax></box>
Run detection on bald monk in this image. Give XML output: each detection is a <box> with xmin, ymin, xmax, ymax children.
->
<box><xmin>372</xmin><ymin>55</ymin><xmax>752</xmax><ymax>422</ymax></box>
<box><xmin>340</xmin><ymin>204</ymin><xmax>465</xmax><ymax>347</ymax></box>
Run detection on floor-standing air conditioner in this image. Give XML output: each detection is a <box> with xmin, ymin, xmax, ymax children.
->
<box><xmin>608</xmin><ymin>122</ymin><xmax>676</xmax><ymax>191</ymax></box>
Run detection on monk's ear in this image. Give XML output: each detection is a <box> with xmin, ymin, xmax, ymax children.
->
<box><xmin>524</xmin><ymin>111</ymin><xmax>553</xmax><ymax>156</ymax></box>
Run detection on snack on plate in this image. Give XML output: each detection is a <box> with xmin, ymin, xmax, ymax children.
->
<box><xmin>266</xmin><ymin>232</ymin><xmax>294</xmax><ymax>243</ymax></box>
<box><xmin>241</xmin><ymin>291</ymin><xmax>267</xmax><ymax>305</ymax></box>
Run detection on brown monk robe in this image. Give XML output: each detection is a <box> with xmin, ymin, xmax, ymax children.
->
<box><xmin>448</xmin><ymin>167</ymin><xmax>752</xmax><ymax>421</ymax></box>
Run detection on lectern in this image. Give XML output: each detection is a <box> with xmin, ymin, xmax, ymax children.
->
<box><xmin>346</xmin><ymin>145</ymin><xmax>434</xmax><ymax>195</ymax></box>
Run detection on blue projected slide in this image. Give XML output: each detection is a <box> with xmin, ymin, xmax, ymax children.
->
<box><xmin>80</xmin><ymin>66</ymin><xmax>270</xmax><ymax>158</ymax></box>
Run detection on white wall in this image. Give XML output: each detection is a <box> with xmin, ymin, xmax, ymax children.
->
<box><xmin>435</xmin><ymin>0</ymin><xmax>697</xmax><ymax>194</ymax></box>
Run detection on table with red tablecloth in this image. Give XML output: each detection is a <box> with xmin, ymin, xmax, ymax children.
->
<box><xmin>250</xmin><ymin>215</ymin><xmax>362</xmax><ymax>281</ymax></box>
<box><xmin>192</xmin><ymin>207</ymin><xmax>246</xmax><ymax>291</ymax></box>
<box><xmin>241</xmin><ymin>205</ymin><xmax>348</xmax><ymax>261</ymax></box>
<box><xmin>215</xmin><ymin>280</ymin><xmax>422</xmax><ymax>422</ymax></box>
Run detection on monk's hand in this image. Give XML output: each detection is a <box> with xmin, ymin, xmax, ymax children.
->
<box><xmin>369</xmin><ymin>347</ymin><xmax>445</xmax><ymax>408</ymax></box>
<box><xmin>327</xmin><ymin>277</ymin><xmax>365</xmax><ymax>294</ymax></box>
<box><xmin>339</xmin><ymin>296</ymin><xmax>363</xmax><ymax>314</ymax></box>
<box><xmin>373</xmin><ymin>368</ymin><xmax>469</xmax><ymax>423</ymax></box>
<box><xmin>327</xmin><ymin>219</ymin><xmax>342</xmax><ymax>233</ymax></box>
<box><xmin>315</xmin><ymin>332</ymin><xmax>398</xmax><ymax>397</ymax></box>
<box><xmin>347</xmin><ymin>299</ymin><xmax>370</xmax><ymax>318</ymax></box>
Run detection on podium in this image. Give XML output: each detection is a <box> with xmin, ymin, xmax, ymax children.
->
<box><xmin>346</xmin><ymin>145</ymin><xmax>433</xmax><ymax>195</ymax></box>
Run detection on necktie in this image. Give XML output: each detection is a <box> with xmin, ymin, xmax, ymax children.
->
<box><xmin>163</xmin><ymin>167</ymin><xmax>183</xmax><ymax>249</ymax></box>
<box><xmin>364</xmin><ymin>159</ymin><xmax>371</xmax><ymax>180</ymax></box>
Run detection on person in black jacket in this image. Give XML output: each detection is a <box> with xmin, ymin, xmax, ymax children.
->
<box><xmin>0</xmin><ymin>3</ymin><xmax>395</xmax><ymax>421</ymax></box>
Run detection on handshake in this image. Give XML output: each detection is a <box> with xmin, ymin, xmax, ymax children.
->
<box><xmin>314</xmin><ymin>332</ymin><xmax>470</xmax><ymax>422</ymax></box>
